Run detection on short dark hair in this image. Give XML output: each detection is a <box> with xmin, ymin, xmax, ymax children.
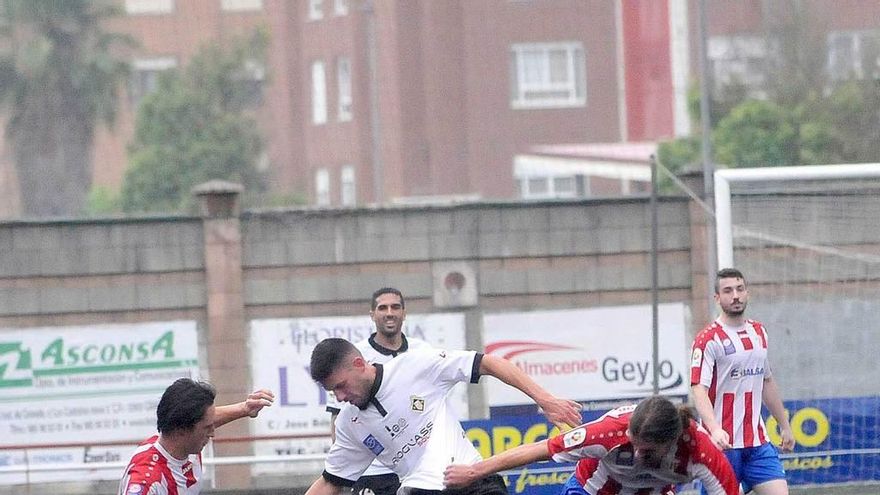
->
<box><xmin>371</xmin><ymin>287</ymin><xmax>405</xmax><ymax>310</ymax></box>
<box><xmin>310</xmin><ymin>338</ymin><xmax>359</xmax><ymax>383</ymax></box>
<box><xmin>628</xmin><ymin>395</ymin><xmax>692</xmax><ymax>445</ymax></box>
<box><xmin>715</xmin><ymin>267</ymin><xmax>745</xmax><ymax>293</ymax></box>
<box><xmin>156</xmin><ymin>378</ymin><xmax>216</xmax><ymax>434</ymax></box>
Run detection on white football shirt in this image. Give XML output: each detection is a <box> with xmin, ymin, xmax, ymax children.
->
<box><xmin>323</xmin><ymin>348</ymin><xmax>483</xmax><ymax>490</ymax></box>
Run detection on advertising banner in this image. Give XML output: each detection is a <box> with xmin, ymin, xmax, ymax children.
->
<box><xmin>248</xmin><ymin>313</ymin><xmax>466</xmax><ymax>475</ymax></box>
<box><xmin>0</xmin><ymin>321</ymin><xmax>200</xmax><ymax>484</ymax></box>
<box><xmin>771</xmin><ymin>396</ymin><xmax>880</xmax><ymax>485</ymax></box>
<box><xmin>483</xmin><ymin>304</ymin><xmax>689</xmax><ymax>413</ymax></box>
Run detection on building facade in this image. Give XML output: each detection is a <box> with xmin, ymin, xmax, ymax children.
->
<box><xmin>1</xmin><ymin>0</ymin><xmax>879</xmax><ymax>215</ymax></box>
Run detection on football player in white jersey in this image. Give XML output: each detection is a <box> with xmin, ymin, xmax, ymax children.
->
<box><xmin>691</xmin><ymin>268</ymin><xmax>794</xmax><ymax>495</ymax></box>
<box><xmin>326</xmin><ymin>288</ymin><xmax>433</xmax><ymax>495</ymax></box>
<box><xmin>306</xmin><ymin>338</ymin><xmax>583</xmax><ymax>495</ymax></box>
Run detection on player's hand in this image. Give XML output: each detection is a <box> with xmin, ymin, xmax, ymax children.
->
<box><xmin>244</xmin><ymin>389</ymin><xmax>275</xmax><ymax>418</ymax></box>
<box><xmin>779</xmin><ymin>426</ymin><xmax>795</xmax><ymax>453</ymax></box>
<box><xmin>444</xmin><ymin>464</ymin><xmax>479</xmax><ymax>488</ymax></box>
<box><xmin>709</xmin><ymin>428</ymin><xmax>732</xmax><ymax>450</ymax></box>
<box><xmin>538</xmin><ymin>397</ymin><xmax>583</xmax><ymax>431</ymax></box>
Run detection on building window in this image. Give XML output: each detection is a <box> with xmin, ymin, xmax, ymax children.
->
<box><xmin>341</xmin><ymin>165</ymin><xmax>356</xmax><ymax>206</ymax></box>
<box><xmin>518</xmin><ymin>175</ymin><xmax>578</xmax><ymax>199</ymax></box>
<box><xmin>708</xmin><ymin>35</ymin><xmax>768</xmax><ymax>95</ymax></box>
<box><xmin>315</xmin><ymin>168</ymin><xmax>331</xmax><ymax>206</ymax></box>
<box><xmin>312</xmin><ymin>61</ymin><xmax>327</xmax><ymax>124</ymax></box>
<box><xmin>510</xmin><ymin>42</ymin><xmax>586</xmax><ymax>109</ymax></box>
<box><xmin>828</xmin><ymin>30</ymin><xmax>880</xmax><ymax>81</ymax></box>
<box><xmin>308</xmin><ymin>0</ymin><xmax>323</xmax><ymax>20</ymax></box>
<box><xmin>337</xmin><ymin>57</ymin><xmax>352</xmax><ymax>122</ymax></box>
<box><xmin>235</xmin><ymin>59</ymin><xmax>265</xmax><ymax>107</ymax></box>
<box><xmin>130</xmin><ymin>57</ymin><xmax>177</xmax><ymax>106</ymax></box>
<box><xmin>334</xmin><ymin>0</ymin><xmax>349</xmax><ymax>16</ymax></box>
<box><xmin>221</xmin><ymin>0</ymin><xmax>262</xmax><ymax>11</ymax></box>
<box><xmin>125</xmin><ymin>0</ymin><xmax>173</xmax><ymax>15</ymax></box>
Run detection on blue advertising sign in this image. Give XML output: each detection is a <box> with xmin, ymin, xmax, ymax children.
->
<box><xmin>767</xmin><ymin>396</ymin><xmax>880</xmax><ymax>485</ymax></box>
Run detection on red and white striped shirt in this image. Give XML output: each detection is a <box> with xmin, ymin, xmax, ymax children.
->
<box><xmin>690</xmin><ymin>319</ymin><xmax>772</xmax><ymax>448</ymax></box>
<box><xmin>117</xmin><ymin>435</ymin><xmax>203</xmax><ymax>495</ymax></box>
<box><xmin>547</xmin><ymin>406</ymin><xmax>738</xmax><ymax>495</ymax></box>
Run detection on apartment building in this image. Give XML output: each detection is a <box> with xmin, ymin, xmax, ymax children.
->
<box><xmin>1</xmin><ymin>0</ymin><xmax>878</xmax><ymax>215</ymax></box>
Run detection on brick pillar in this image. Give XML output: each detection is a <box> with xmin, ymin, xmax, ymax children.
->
<box><xmin>678</xmin><ymin>169</ymin><xmax>715</xmax><ymax>335</ymax></box>
<box><xmin>192</xmin><ymin>180</ymin><xmax>252</xmax><ymax>488</ymax></box>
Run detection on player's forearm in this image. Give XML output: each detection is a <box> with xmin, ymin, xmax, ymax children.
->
<box><xmin>762</xmin><ymin>378</ymin><xmax>792</xmax><ymax>430</ymax></box>
<box><xmin>691</xmin><ymin>385</ymin><xmax>723</xmax><ymax>433</ymax></box>
<box><xmin>213</xmin><ymin>402</ymin><xmax>249</xmax><ymax>428</ymax></box>
<box><xmin>474</xmin><ymin>440</ymin><xmax>551</xmax><ymax>477</ymax></box>
<box><xmin>480</xmin><ymin>354</ymin><xmax>553</xmax><ymax>404</ymax></box>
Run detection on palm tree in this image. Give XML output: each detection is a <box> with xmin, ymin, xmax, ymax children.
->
<box><xmin>0</xmin><ymin>0</ymin><xmax>131</xmax><ymax>217</ymax></box>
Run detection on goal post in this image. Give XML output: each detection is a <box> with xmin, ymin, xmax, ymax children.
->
<box><xmin>715</xmin><ymin>163</ymin><xmax>880</xmax><ymax>268</ymax></box>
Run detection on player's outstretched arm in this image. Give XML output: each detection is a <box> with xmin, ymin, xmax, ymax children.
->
<box><xmin>479</xmin><ymin>354</ymin><xmax>582</xmax><ymax>428</ymax></box>
<box><xmin>762</xmin><ymin>376</ymin><xmax>794</xmax><ymax>452</ymax></box>
<box><xmin>444</xmin><ymin>440</ymin><xmax>550</xmax><ymax>488</ymax></box>
<box><xmin>691</xmin><ymin>384</ymin><xmax>731</xmax><ymax>450</ymax></box>
<box><xmin>214</xmin><ymin>388</ymin><xmax>275</xmax><ymax>428</ymax></box>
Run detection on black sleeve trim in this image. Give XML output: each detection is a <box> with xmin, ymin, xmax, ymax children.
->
<box><xmin>471</xmin><ymin>352</ymin><xmax>484</xmax><ymax>383</ymax></box>
<box><xmin>322</xmin><ymin>470</ymin><xmax>356</xmax><ymax>487</ymax></box>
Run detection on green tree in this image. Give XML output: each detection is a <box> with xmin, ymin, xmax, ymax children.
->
<box><xmin>0</xmin><ymin>0</ymin><xmax>131</xmax><ymax>217</ymax></box>
<box><xmin>713</xmin><ymin>99</ymin><xmax>798</xmax><ymax>167</ymax></box>
<box><xmin>121</xmin><ymin>32</ymin><xmax>268</xmax><ymax>214</ymax></box>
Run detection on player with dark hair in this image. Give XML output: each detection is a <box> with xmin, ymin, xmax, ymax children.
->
<box><xmin>691</xmin><ymin>268</ymin><xmax>794</xmax><ymax>495</ymax></box>
<box><xmin>444</xmin><ymin>395</ymin><xmax>739</xmax><ymax>495</ymax></box>
<box><xmin>305</xmin><ymin>338</ymin><xmax>582</xmax><ymax>495</ymax></box>
<box><xmin>325</xmin><ymin>287</ymin><xmax>434</xmax><ymax>495</ymax></box>
<box><xmin>117</xmin><ymin>378</ymin><xmax>274</xmax><ymax>495</ymax></box>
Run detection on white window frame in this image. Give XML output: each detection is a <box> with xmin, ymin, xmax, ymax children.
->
<box><xmin>221</xmin><ymin>0</ymin><xmax>263</xmax><ymax>12</ymax></box>
<box><xmin>125</xmin><ymin>0</ymin><xmax>173</xmax><ymax>15</ymax></box>
<box><xmin>337</xmin><ymin>57</ymin><xmax>352</xmax><ymax>122</ymax></box>
<box><xmin>518</xmin><ymin>175</ymin><xmax>579</xmax><ymax>199</ymax></box>
<box><xmin>311</xmin><ymin>61</ymin><xmax>328</xmax><ymax>125</ymax></box>
<box><xmin>130</xmin><ymin>57</ymin><xmax>177</xmax><ymax>105</ymax></box>
<box><xmin>334</xmin><ymin>0</ymin><xmax>349</xmax><ymax>16</ymax></box>
<box><xmin>708</xmin><ymin>35</ymin><xmax>768</xmax><ymax>95</ymax></box>
<box><xmin>827</xmin><ymin>30</ymin><xmax>880</xmax><ymax>81</ymax></box>
<box><xmin>340</xmin><ymin>165</ymin><xmax>356</xmax><ymax>206</ymax></box>
<box><xmin>510</xmin><ymin>42</ymin><xmax>586</xmax><ymax>109</ymax></box>
<box><xmin>315</xmin><ymin>168</ymin><xmax>331</xmax><ymax>206</ymax></box>
<box><xmin>308</xmin><ymin>0</ymin><xmax>324</xmax><ymax>20</ymax></box>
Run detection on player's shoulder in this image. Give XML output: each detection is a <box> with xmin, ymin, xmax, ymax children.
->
<box><xmin>693</xmin><ymin>321</ymin><xmax>725</xmax><ymax>346</ymax></box>
<box><xmin>683</xmin><ymin>420</ymin><xmax>721</xmax><ymax>458</ymax></box>
<box><xmin>746</xmin><ymin>319</ymin><xmax>767</xmax><ymax>331</ymax></box>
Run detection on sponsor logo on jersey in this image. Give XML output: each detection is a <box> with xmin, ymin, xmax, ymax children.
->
<box><xmin>691</xmin><ymin>348</ymin><xmax>702</xmax><ymax>367</ymax></box>
<box><xmin>363</xmin><ymin>434</ymin><xmax>385</xmax><ymax>455</ymax></box>
<box><xmin>438</xmin><ymin>351</ymin><xmax>447</xmax><ymax>358</ymax></box>
<box><xmin>410</xmin><ymin>396</ymin><xmax>425</xmax><ymax>412</ymax></box>
<box><xmin>722</xmin><ymin>338</ymin><xmax>736</xmax><ymax>355</ymax></box>
<box><xmin>127</xmin><ymin>484</ymin><xmax>143</xmax><ymax>494</ymax></box>
<box><xmin>562</xmin><ymin>427</ymin><xmax>586</xmax><ymax>448</ymax></box>
<box><xmin>385</xmin><ymin>418</ymin><xmax>409</xmax><ymax>438</ymax></box>
<box><xmin>730</xmin><ymin>366</ymin><xmax>765</xmax><ymax>378</ymax></box>
<box><xmin>391</xmin><ymin>421</ymin><xmax>433</xmax><ymax>465</ymax></box>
